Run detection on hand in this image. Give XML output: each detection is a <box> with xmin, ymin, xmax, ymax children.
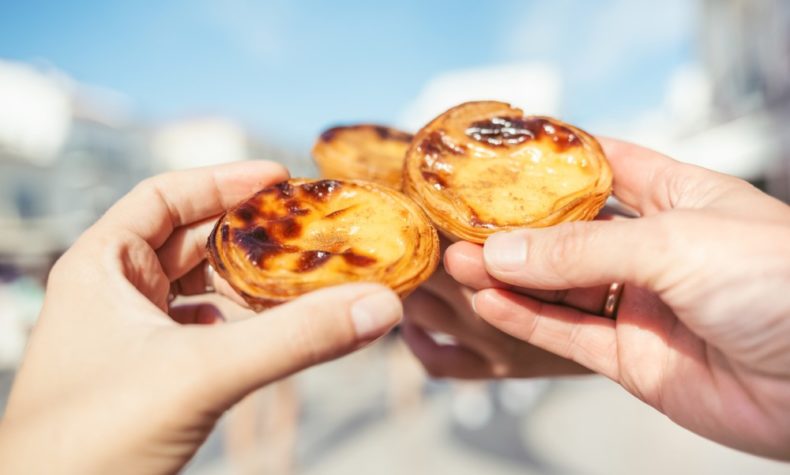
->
<box><xmin>402</xmin><ymin>263</ymin><xmax>588</xmax><ymax>379</ymax></box>
<box><xmin>0</xmin><ymin>162</ymin><xmax>402</xmax><ymax>474</ymax></box>
<box><xmin>444</xmin><ymin>138</ymin><xmax>790</xmax><ymax>459</ymax></box>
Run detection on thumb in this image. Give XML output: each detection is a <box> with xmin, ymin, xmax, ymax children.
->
<box><xmin>482</xmin><ymin>218</ymin><xmax>667</xmax><ymax>291</ymax></box>
<box><xmin>196</xmin><ymin>283</ymin><xmax>402</xmax><ymax>407</ymax></box>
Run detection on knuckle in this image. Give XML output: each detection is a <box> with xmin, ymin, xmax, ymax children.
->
<box><xmin>653</xmin><ymin>163</ymin><xmax>686</xmax><ymax>208</ymax></box>
<box><xmin>132</xmin><ymin>175</ymin><xmax>160</xmax><ymax>196</ymax></box>
<box><xmin>131</xmin><ymin>174</ymin><xmax>182</xmax><ymax>225</ymax></box>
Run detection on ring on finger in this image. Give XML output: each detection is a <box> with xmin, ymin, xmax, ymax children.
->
<box><xmin>602</xmin><ymin>282</ymin><xmax>624</xmax><ymax>319</ymax></box>
<box><xmin>204</xmin><ymin>262</ymin><xmax>215</xmax><ymax>293</ymax></box>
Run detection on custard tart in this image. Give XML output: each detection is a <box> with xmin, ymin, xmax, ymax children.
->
<box><xmin>207</xmin><ymin>178</ymin><xmax>439</xmax><ymax>310</ymax></box>
<box><xmin>403</xmin><ymin>101</ymin><xmax>613</xmax><ymax>243</ymax></box>
<box><xmin>312</xmin><ymin>124</ymin><xmax>413</xmax><ymax>189</ymax></box>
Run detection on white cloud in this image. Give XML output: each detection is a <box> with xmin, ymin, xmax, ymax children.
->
<box><xmin>398</xmin><ymin>62</ymin><xmax>562</xmax><ymax>131</ymax></box>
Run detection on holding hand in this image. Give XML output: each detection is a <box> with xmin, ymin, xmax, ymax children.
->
<box><xmin>414</xmin><ymin>138</ymin><xmax>790</xmax><ymax>459</ymax></box>
<box><xmin>402</xmin><ymin>264</ymin><xmax>588</xmax><ymax>379</ymax></box>
<box><xmin>0</xmin><ymin>162</ymin><xmax>402</xmax><ymax>474</ymax></box>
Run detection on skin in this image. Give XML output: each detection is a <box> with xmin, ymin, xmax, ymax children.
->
<box><xmin>0</xmin><ymin>162</ymin><xmax>403</xmax><ymax>474</ymax></box>
<box><xmin>403</xmin><ymin>137</ymin><xmax>790</xmax><ymax>460</ymax></box>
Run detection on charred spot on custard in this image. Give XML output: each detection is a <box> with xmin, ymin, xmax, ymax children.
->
<box><xmin>319</xmin><ymin>126</ymin><xmax>343</xmax><ymax>142</ymax></box>
<box><xmin>277</xmin><ymin>218</ymin><xmax>302</xmax><ymax>238</ymax></box>
<box><xmin>418</xmin><ymin>131</ymin><xmax>465</xmax><ymax>157</ymax></box>
<box><xmin>342</xmin><ymin>251</ymin><xmax>377</xmax><ymax>267</ymax></box>
<box><xmin>324</xmin><ymin>206</ymin><xmax>356</xmax><ymax>219</ymax></box>
<box><xmin>233</xmin><ymin>226</ymin><xmax>297</xmax><ymax>267</ymax></box>
<box><xmin>301</xmin><ymin>179</ymin><xmax>341</xmax><ymax>201</ymax></box>
<box><xmin>264</xmin><ymin>181</ymin><xmax>295</xmax><ymax>198</ymax></box>
<box><xmin>465</xmin><ymin>117</ymin><xmax>534</xmax><ymax>146</ymax></box>
<box><xmin>285</xmin><ymin>199</ymin><xmax>310</xmax><ymax>216</ymax></box>
<box><xmin>373</xmin><ymin>125</ymin><xmax>412</xmax><ymax>143</ymax></box>
<box><xmin>465</xmin><ymin>116</ymin><xmax>581</xmax><ymax>151</ymax></box>
<box><xmin>294</xmin><ymin>249</ymin><xmax>376</xmax><ymax>273</ymax></box>
<box><xmin>297</xmin><ymin>250</ymin><xmax>332</xmax><ymax>272</ymax></box>
<box><xmin>235</xmin><ymin>205</ymin><xmax>256</xmax><ymax>223</ymax></box>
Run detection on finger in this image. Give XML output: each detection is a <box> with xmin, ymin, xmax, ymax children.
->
<box><xmin>405</xmin><ymin>289</ymin><xmax>589</xmax><ymax>378</ymax></box>
<box><xmin>400</xmin><ymin>321</ymin><xmax>490</xmax><ymax>379</ymax></box>
<box><xmin>443</xmin><ymin>242</ymin><xmax>502</xmax><ymax>289</ymax></box>
<box><xmin>418</xmin><ymin>269</ymin><xmax>479</xmax><ymax>320</ymax></box>
<box><xmin>414</xmin><ymin>273</ymin><xmax>520</xmax><ymax>363</ymax></box>
<box><xmin>596</xmin><ymin>137</ymin><xmax>679</xmax><ymax>215</ymax></box>
<box><xmin>100</xmin><ymin>161</ymin><xmax>289</xmax><ymax>248</ymax></box>
<box><xmin>169</xmin><ymin>303</ymin><xmax>225</xmax><ymax>325</ymax></box>
<box><xmin>157</xmin><ymin>218</ymin><xmax>215</xmax><ymax>281</ymax></box>
<box><xmin>446</xmin><ymin>241</ymin><xmax>611</xmax><ymax>313</ymax></box>
<box><xmin>196</xmin><ymin>283</ymin><xmax>402</xmax><ymax>406</ymax></box>
<box><xmin>403</xmin><ymin>287</ymin><xmax>479</xmax><ymax>341</ymax></box>
<box><xmin>173</xmin><ymin>261</ymin><xmax>248</xmax><ymax>307</ymax></box>
<box><xmin>483</xmin><ymin>217</ymin><xmax>670</xmax><ymax>291</ymax></box>
<box><xmin>474</xmin><ymin>288</ymin><xmax>619</xmax><ymax>380</ymax></box>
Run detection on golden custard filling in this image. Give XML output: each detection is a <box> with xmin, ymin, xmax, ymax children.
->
<box><xmin>207</xmin><ymin>179</ymin><xmax>439</xmax><ymax>310</ymax></box>
<box><xmin>404</xmin><ymin>101</ymin><xmax>612</xmax><ymax>242</ymax></box>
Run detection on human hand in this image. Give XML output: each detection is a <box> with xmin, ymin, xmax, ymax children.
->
<box><xmin>402</xmin><ymin>262</ymin><xmax>587</xmax><ymax>379</ymax></box>
<box><xmin>0</xmin><ymin>162</ymin><xmax>402</xmax><ymax>474</ymax></box>
<box><xmin>443</xmin><ymin>138</ymin><xmax>790</xmax><ymax>459</ymax></box>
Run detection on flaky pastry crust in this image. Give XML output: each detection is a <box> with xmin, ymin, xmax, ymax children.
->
<box><xmin>312</xmin><ymin>124</ymin><xmax>413</xmax><ymax>189</ymax></box>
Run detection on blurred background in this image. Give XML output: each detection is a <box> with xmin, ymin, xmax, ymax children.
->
<box><xmin>1</xmin><ymin>0</ymin><xmax>789</xmax><ymax>473</ymax></box>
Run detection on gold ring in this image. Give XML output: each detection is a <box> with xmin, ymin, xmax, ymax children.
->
<box><xmin>602</xmin><ymin>282</ymin><xmax>624</xmax><ymax>319</ymax></box>
<box><xmin>204</xmin><ymin>262</ymin><xmax>215</xmax><ymax>293</ymax></box>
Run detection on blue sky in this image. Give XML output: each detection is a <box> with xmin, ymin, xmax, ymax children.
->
<box><xmin>0</xmin><ymin>0</ymin><xmax>695</xmax><ymax>150</ymax></box>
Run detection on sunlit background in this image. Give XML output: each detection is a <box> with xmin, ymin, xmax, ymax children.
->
<box><xmin>1</xmin><ymin>1</ymin><xmax>789</xmax><ymax>474</ymax></box>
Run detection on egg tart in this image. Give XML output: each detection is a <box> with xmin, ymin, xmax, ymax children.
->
<box><xmin>403</xmin><ymin>101</ymin><xmax>613</xmax><ymax>243</ymax></box>
<box><xmin>312</xmin><ymin>124</ymin><xmax>413</xmax><ymax>189</ymax></box>
<box><xmin>207</xmin><ymin>178</ymin><xmax>439</xmax><ymax>310</ymax></box>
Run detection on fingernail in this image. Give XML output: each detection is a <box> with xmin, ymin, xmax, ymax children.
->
<box><xmin>350</xmin><ymin>290</ymin><xmax>403</xmax><ymax>340</ymax></box>
<box><xmin>484</xmin><ymin>232</ymin><xmax>528</xmax><ymax>272</ymax></box>
<box><xmin>441</xmin><ymin>251</ymin><xmax>451</xmax><ymax>273</ymax></box>
<box><xmin>471</xmin><ymin>292</ymin><xmax>479</xmax><ymax>314</ymax></box>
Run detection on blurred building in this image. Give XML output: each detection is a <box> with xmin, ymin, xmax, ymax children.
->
<box><xmin>630</xmin><ymin>0</ymin><xmax>790</xmax><ymax>199</ymax></box>
<box><xmin>150</xmin><ymin>116</ymin><xmax>304</xmax><ymax>173</ymax></box>
<box><xmin>0</xmin><ymin>60</ymin><xmax>149</xmax><ymax>274</ymax></box>
<box><xmin>0</xmin><ymin>61</ymin><xmax>303</xmax><ymax>278</ymax></box>
<box><xmin>700</xmin><ymin>0</ymin><xmax>790</xmax><ymax>199</ymax></box>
